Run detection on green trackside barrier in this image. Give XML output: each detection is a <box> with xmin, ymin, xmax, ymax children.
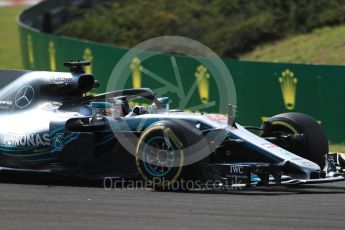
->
<box><xmin>18</xmin><ymin>2</ymin><xmax>345</xmax><ymax>143</ymax></box>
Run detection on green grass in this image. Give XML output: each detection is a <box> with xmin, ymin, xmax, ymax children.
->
<box><xmin>329</xmin><ymin>143</ymin><xmax>345</xmax><ymax>153</ymax></box>
<box><xmin>240</xmin><ymin>25</ymin><xmax>345</xmax><ymax>65</ymax></box>
<box><xmin>0</xmin><ymin>6</ymin><xmax>26</xmax><ymax>69</ymax></box>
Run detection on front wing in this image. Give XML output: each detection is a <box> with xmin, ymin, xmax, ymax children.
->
<box><xmin>202</xmin><ymin>153</ymin><xmax>345</xmax><ymax>188</ymax></box>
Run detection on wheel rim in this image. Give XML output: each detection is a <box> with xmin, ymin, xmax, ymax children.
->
<box><xmin>142</xmin><ymin>136</ymin><xmax>175</xmax><ymax>177</ymax></box>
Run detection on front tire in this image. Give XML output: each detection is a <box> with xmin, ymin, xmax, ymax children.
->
<box><xmin>261</xmin><ymin>112</ymin><xmax>328</xmax><ymax>169</ymax></box>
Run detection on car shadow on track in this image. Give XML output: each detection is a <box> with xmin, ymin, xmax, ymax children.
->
<box><xmin>1</xmin><ymin>172</ymin><xmax>344</xmax><ymax>196</ymax></box>
<box><xmin>0</xmin><ymin>172</ymin><xmax>103</xmax><ymax>187</ymax></box>
<box><xmin>185</xmin><ymin>184</ymin><xmax>345</xmax><ymax>196</ymax></box>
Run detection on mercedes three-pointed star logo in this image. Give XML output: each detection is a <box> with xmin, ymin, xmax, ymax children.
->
<box><xmin>15</xmin><ymin>85</ymin><xmax>35</xmax><ymax>109</ymax></box>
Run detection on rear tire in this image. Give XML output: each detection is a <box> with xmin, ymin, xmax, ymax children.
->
<box><xmin>261</xmin><ymin>112</ymin><xmax>328</xmax><ymax>169</ymax></box>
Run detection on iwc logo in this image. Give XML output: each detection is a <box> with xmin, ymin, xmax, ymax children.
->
<box><xmin>15</xmin><ymin>85</ymin><xmax>35</xmax><ymax>109</ymax></box>
<box><xmin>278</xmin><ymin>69</ymin><xmax>298</xmax><ymax>110</ymax></box>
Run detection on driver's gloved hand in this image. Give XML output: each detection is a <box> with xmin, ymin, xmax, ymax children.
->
<box><xmin>132</xmin><ymin>106</ymin><xmax>148</xmax><ymax>115</ymax></box>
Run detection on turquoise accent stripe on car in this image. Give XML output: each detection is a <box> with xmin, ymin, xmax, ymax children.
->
<box><xmin>0</xmin><ymin>128</ymin><xmax>80</xmax><ymax>158</ymax></box>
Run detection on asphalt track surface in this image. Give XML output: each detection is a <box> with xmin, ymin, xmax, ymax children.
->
<box><xmin>0</xmin><ymin>174</ymin><xmax>344</xmax><ymax>230</ymax></box>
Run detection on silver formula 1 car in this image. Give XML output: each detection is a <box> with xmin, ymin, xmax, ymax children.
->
<box><xmin>0</xmin><ymin>61</ymin><xmax>344</xmax><ymax>189</ymax></box>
